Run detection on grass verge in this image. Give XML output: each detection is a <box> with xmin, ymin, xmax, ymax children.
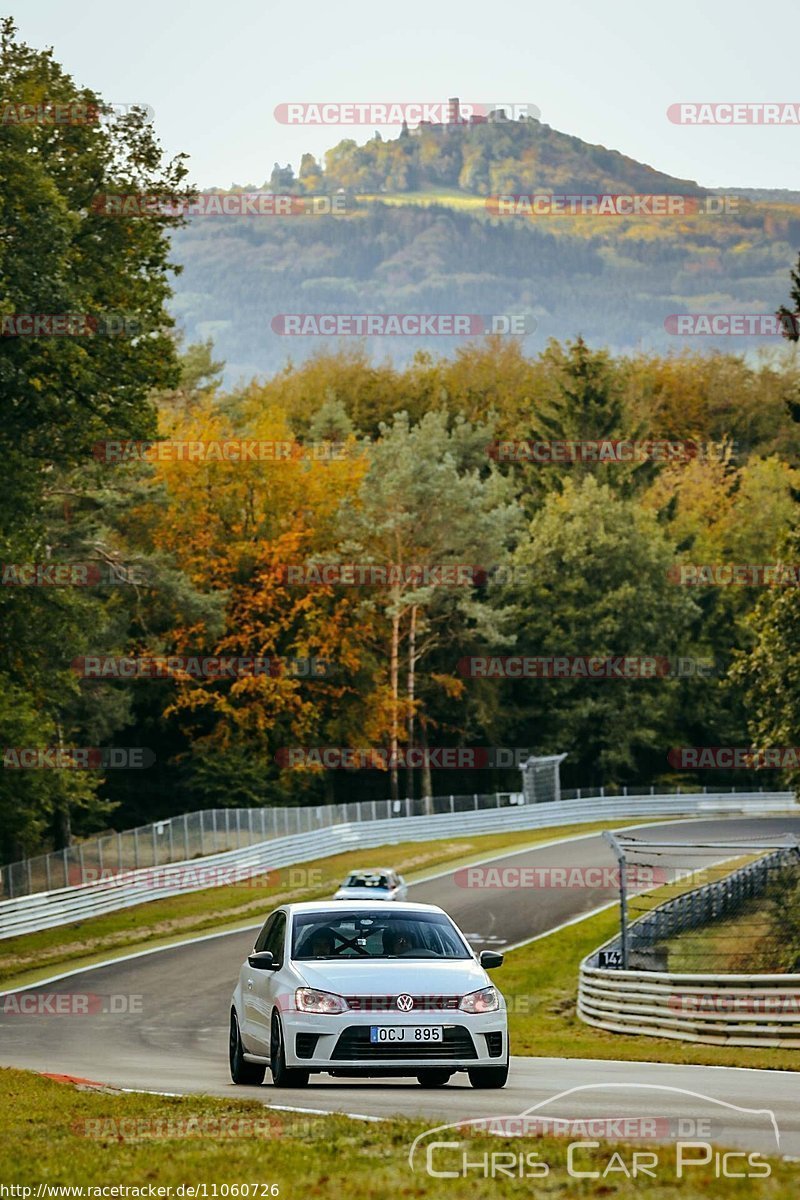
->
<box><xmin>666</xmin><ymin>900</ymin><xmax>776</xmax><ymax>973</ymax></box>
<box><xmin>502</xmin><ymin>895</ymin><xmax>800</xmax><ymax>1071</ymax></box>
<box><xmin>0</xmin><ymin>1068</ymin><xmax>795</xmax><ymax>1196</ymax></box>
<box><xmin>0</xmin><ymin>819</ymin><xmax>640</xmax><ymax>990</ymax></box>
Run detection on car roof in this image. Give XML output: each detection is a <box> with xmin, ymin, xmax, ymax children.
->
<box><xmin>281</xmin><ymin>900</ymin><xmax>444</xmax><ymax>915</ymax></box>
<box><xmin>343</xmin><ymin>867</ymin><xmax>395</xmax><ymax>874</ymax></box>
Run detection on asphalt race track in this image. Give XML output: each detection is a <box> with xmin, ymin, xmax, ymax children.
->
<box><xmin>1</xmin><ymin>816</ymin><xmax>799</xmax><ymax>1157</ymax></box>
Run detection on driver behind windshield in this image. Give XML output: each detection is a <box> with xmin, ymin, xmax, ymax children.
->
<box><xmin>382</xmin><ymin>925</ymin><xmax>418</xmax><ymax>956</ymax></box>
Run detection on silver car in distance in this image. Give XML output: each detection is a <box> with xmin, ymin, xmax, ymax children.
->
<box><xmin>332</xmin><ymin>867</ymin><xmax>408</xmax><ymax>902</ymax></box>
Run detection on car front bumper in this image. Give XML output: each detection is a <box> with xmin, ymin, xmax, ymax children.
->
<box><xmin>279</xmin><ymin>1010</ymin><xmax>507</xmax><ymax>1071</ymax></box>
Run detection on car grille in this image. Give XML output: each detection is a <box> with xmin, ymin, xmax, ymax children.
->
<box><xmin>344</xmin><ymin>995</ymin><xmax>461</xmax><ymax>1011</ymax></box>
<box><xmin>331</xmin><ymin>1025</ymin><xmax>477</xmax><ymax>1060</ymax></box>
<box><xmin>295</xmin><ymin>1033</ymin><xmax>320</xmax><ymax>1059</ymax></box>
<box><xmin>485</xmin><ymin>1031</ymin><xmax>504</xmax><ymax>1058</ymax></box>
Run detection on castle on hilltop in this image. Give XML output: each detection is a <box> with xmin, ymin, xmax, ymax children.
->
<box><xmin>407</xmin><ymin>97</ymin><xmax>514</xmax><ymax>136</ymax></box>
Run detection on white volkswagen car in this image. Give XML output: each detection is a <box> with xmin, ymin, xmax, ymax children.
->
<box><xmin>229</xmin><ymin>901</ymin><xmax>508</xmax><ymax>1089</ymax></box>
<box><xmin>332</xmin><ymin>867</ymin><xmax>408</xmax><ymax>902</ymax></box>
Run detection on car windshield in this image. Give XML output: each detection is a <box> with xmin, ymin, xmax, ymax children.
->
<box><xmin>292</xmin><ymin>910</ymin><xmax>471</xmax><ymax>960</ymax></box>
<box><xmin>343</xmin><ymin>873</ymin><xmax>390</xmax><ymax>889</ymax></box>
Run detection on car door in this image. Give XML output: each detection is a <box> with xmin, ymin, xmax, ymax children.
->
<box><xmin>247</xmin><ymin>911</ymin><xmax>287</xmax><ymax>1053</ymax></box>
<box><xmin>242</xmin><ymin>913</ymin><xmax>275</xmax><ymax>1047</ymax></box>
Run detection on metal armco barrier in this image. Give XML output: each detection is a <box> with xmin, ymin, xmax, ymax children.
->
<box><xmin>0</xmin><ymin>791</ymin><xmax>794</xmax><ymax>941</ymax></box>
<box><xmin>579</xmin><ymin>845</ymin><xmax>800</xmax><ymax>1048</ymax></box>
<box><xmin>579</xmin><ymin>964</ymin><xmax>800</xmax><ymax>1048</ymax></box>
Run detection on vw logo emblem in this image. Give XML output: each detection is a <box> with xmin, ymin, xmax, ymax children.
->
<box><xmin>396</xmin><ymin>993</ymin><xmax>414</xmax><ymax>1012</ymax></box>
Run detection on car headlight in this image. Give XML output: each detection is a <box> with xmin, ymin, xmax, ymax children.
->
<box><xmin>459</xmin><ymin>986</ymin><xmax>499</xmax><ymax>1014</ymax></box>
<box><xmin>295</xmin><ymin>987</ymin><xmax>348</xmax><ymax>1014</ymax></box>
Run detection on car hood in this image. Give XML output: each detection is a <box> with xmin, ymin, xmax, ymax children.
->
<box><xmin>333</xmin><ymin>887</ymin><xmax>392</xmax><ymax>899</ymax></box>
<box><xmin>292</xmin><ymin>957</ymin><xmax>490</xmax><ymax>996</ymax></box>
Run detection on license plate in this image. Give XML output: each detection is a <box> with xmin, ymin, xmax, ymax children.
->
<box><xmin>370</xmin><ymin>1025</ymin><xmax>443</xmax><ymax>1043</ymax></box>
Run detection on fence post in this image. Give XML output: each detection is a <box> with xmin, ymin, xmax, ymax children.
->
<box><xmin>168</xmin><ymin>821</ymin><xmax>174</xmax><ymax>862</ymax></box>
<box><xmin>134</xmin><ymin>828</ymin><xmax>140</xmax><ymax>870</ymax></box>
<box><xmin>183</xmin><ymin>813</ymin><xmax>189</xmax><ymax>860</ymax></box>
<box><xmin>62</xmin><ymin>847</ymin><xmax>68</xmax><ymax>888</ymax></box>
<box><xmin>236</xmin><ymin>809</ymin><xmax>242</xmax><ymax>847</ymax></box>
<box><xmin>261</xmin><ymin>808</ymin><xmax>266</xmax><ymax>838</ymax></box>
<box><xmin>152</xmin><ymin>824</ymin><xmax>158</xmax><ymax>867</ymax></box>
<box><xmin>45</xmin><ymin>854</ymin><xmax>52</xmax><ymax>892</ymax></box>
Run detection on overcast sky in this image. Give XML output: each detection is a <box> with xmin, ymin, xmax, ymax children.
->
<box><xmin>8</xmin><ymin>0</ymin><xmax>800</xmax><ymax>190</ymax></box>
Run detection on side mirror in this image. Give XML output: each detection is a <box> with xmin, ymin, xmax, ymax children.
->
<box><xmin>480</xmin><ymin>950</ymin><xmax>504</xmax><ymax>970</ymax></box>
<box><xmin>248</xmin><ymin>950</ymin><xmax>278</xmax><ymax>970</ymax></box>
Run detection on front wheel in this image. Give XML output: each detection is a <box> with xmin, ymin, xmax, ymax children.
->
<box><xmin>468</xmin><ymin>1062</ymin><xmax>509</xmax><ymax>1089</ymax></box>
<box><xmin>229</xmin><ymin>1011</ymin><xmax>266</xmax><ymax>1085</ymax></box>
<box><xmin>270</xmin><ymin>1012</ymin><xmax>310</xmax><ymax>1087</ymax></box>
<box><xmin>417</xmin><ymin>1070</ymin><xmax>452</xmax><ymax>1087</ymax></box>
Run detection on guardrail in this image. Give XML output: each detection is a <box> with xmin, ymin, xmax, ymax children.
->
<box><xmin>1</xmin><ymin>784</ymin><xmax>786</xmax><ymax>901</ymax></box>
<box><xmin>2</xmin><ymin>793</ymin><xmax>526</xmax><ymax>900</ymax></box>
<box><xmin>578</xmin><ymin>846</ymin><xmax>800</xmax><ymax>1048</ymax></box>
<box><xmin>0</xmin><ymin>791</ymin><xmax>794</xmax><ymax>941</ymax></box>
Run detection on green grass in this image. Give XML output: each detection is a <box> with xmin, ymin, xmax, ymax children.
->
<box><xmin>502</xmin><ymin>893</ymin><xmax>800</xmax><ymax>1071</ymax></box>
<box><xmin>0</xmin><ymin>820</ymin><xmax>638</xmax><ymax>990</ymax></box>
<box><xmin>0</xmin><ymin>1068</ymin><xmax>795</xmax><ymax>1196</ymax></box>
<box><xmin>666</xmin><ymin>900</ymin><xmax>778</xmax><ymax>973</ymax></box>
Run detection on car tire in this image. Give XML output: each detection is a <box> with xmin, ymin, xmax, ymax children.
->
<box><xmin>229</xmin><ymin>1010</ymin><xmax>266</xmax><ymax>1086</ymax></box>
<box><xmin>416</xmin><ymin>1070</ymin><xmax>452</xmax><ymax>1087</ymax></box>
<box><xmin>468</xmin><ymin>1061</ymin><xmax>509</xmax><ymax>1089</ymax></box>
<box><xmin>270</xmin><ymin>1011</ymin><xmax>310</xmax><ymax>1087</ymax></box>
